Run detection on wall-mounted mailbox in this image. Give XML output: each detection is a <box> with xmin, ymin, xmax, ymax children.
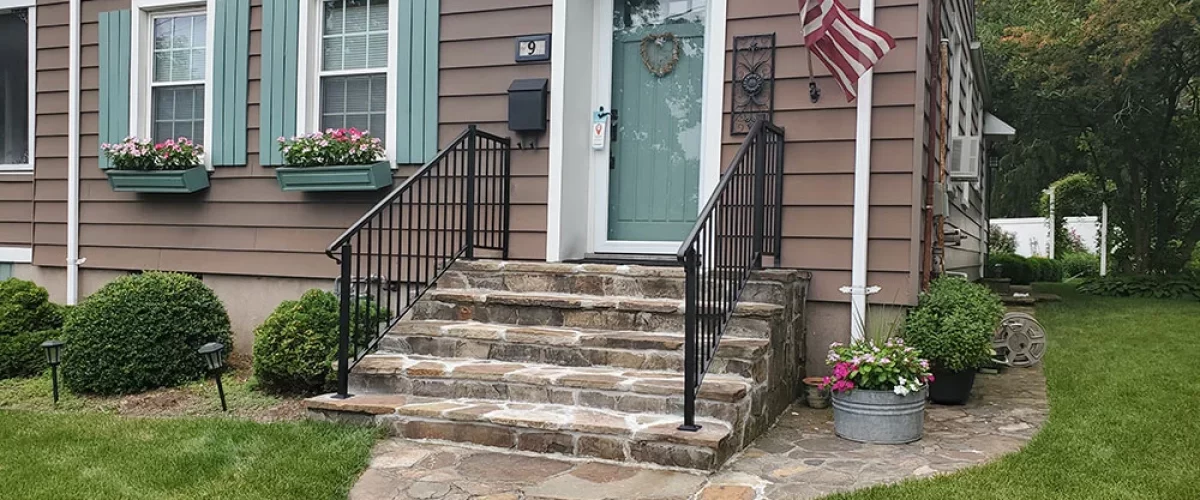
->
<box><xmin>507</xmin><ymin>78</ymin><xmax>548</xmax><ymax>133</ymax></box>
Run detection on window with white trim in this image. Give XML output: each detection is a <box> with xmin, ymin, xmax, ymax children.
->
<box><xmin>0</xmin><ymin>4</ymin><xmax>34</xmax><ymax>169</ymax></box>
<box><xmin>317</xmin><ymin>0</ymin><xmax>389</xmax><ymax>137</ymax></box>
<box><xmin>150</xmin><ymin>10</ymin><xmax>207</xmax><ymax>144</ymax></box>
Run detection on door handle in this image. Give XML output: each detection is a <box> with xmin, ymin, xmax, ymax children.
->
<box><xmin>609</xmin><ymin>108</ymin><xmax>619</xmax><ymax>143</ymax></box>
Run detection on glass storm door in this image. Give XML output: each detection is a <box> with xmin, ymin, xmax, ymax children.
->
<box><xmin>606</xmin><ymin>0</ymin><xmax>707</xmax><ymax>243</ymax></box>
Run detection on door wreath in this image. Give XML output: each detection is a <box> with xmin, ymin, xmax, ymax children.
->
<box><xmin>640</xmin><ymin>32</ymin><xmax>680</xmax><ymax>78</ymax></box>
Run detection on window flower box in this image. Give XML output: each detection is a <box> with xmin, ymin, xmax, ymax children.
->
<box><xmin>275</xmin><ymin>161</ymin><xmax>393</xmax><ymax>192</ymax></box>
<box><xmin>101</xmin><ymin>137</ymin><xmax>210</xmax><ymax>193</ymax></box>
<box><xmin>275</xmin><ymin>129</ymin><xmax>392</xmax><ymax>192</ymax></box>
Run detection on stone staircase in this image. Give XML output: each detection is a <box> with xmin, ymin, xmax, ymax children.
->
<box><xmin>306</xmin><ymin>260</ymin><xmax>810</xmax><ymax>470</ymax></box>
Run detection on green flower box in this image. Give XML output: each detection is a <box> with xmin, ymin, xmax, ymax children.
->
<box><xmin>105</xmin><ymin>166</ymin><xmax>210</xmax><ymax>193</ymax></box>
<box><xmin>275</xmin><ymin>161</ymin><xmax>394</xmax><ymax>192</ymax></box>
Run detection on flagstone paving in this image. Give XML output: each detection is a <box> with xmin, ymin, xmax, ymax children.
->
<box><xmin>348</xmin><ymin>365</ymin><xmax>1047</xmax><ymax>499</ymax></box>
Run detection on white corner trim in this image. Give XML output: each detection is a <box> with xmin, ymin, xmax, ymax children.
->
<box><xmin>698</xmin><ymin>0</ymin><xmax>727</xmax><ymax>203</ymax></box>
<box><xmin>67</xmin><ymin>0</ymin><xmax>80</xmax><ymax>304</ymax></box>
<box><xmin>0</xmin><ymin>247</ymin><xmax>32</xmax><ymax>264</ymax></box>
<box><xmin>849</xmin><ymin>0</ymin><xmax>877</xmax><ymax>342</ymax></box>
<box><xmin>545</xmin><ymin>0</ymin><xmax>567</xmax><ymax>262</ymax></box>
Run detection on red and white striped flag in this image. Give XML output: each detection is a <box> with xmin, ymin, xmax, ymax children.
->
<box><xmin>800</xmin><ymin>0</ymin><xmax>897</xmax><ymax>101</ymax></box>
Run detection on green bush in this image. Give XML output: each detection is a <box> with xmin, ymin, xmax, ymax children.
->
<box><xmin>1078</xmin><ymin>275</ymin><xmax>1200</xmax><ymax>300</ymax></box>
<box><xmin>903</xmin><ymin>277</ymin><xmax>1005</xmax><ymax>373</ymax></box>
<box><xmin>252</xmin><ymin>289</ymin><xmax>389</xmax><ymax>395</ymax></box>
<box><xmin>988</xmin><ymin>253</ymin><xmax>1034</xmax><ymax>285</ymax></box>
<box><xmin>0</xmin><ymin>329</ymin><xmax>57</xmax><ymax>379</ymax></box>
<box><xmin>1028</xmin><ymin>257</ymin><xmax>1063</xmax><ymax>283</ymax></box>
<box><xmin>0</xmin><ymin>278</ymin><xmax>64</xmax><ymax>337</ymax></box>
<box><xmin>62</xmin><ymin>272</ymin><xmax>232</xmax><ymax>395</ymax></box>
<box><xmin>1061</xmin><ymin>252</ymin><xmax>1101</xmax><ymax>278</ymax></box>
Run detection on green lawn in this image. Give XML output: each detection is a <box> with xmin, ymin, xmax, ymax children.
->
<box><xmin>829</xmin><ymin>284</ymin><xmax>1200</xmax><ymax>499</ymax></box>
<box><xmin>0</xmin><ymin>410</ymin><xmax>378</xmax><ymax>500</ymax></box>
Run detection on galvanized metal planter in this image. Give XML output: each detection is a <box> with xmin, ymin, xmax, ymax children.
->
<box><xmin>275</xmin><ymin>161</ymin><xmax>393</xmax><ymax>192</ymax></box>
<box><xmin>831</xmin><ymin>387</ymin><xmax>927</xmax><ymax>444</ymax></box>
<box><xmin>105</xmin><ymin>166</ymin><xmax>210</xmax><ymax>193</ymax></box>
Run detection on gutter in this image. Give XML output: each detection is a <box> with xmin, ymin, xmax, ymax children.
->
<box><xmin>66</xmin><ymin>0</ymin><xmax>80</xmax><ymax>304</ymax></box>
<box><xmin>849</xmin><ymin>0</ymin><xmax>877</xmax><ymax>342</ymax></box>
<box><xmin>969</xmin><ymin>41</ymin><xmax>991</xmax><ymax>107</ymax></box>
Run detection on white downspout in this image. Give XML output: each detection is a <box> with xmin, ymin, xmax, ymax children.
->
<box><xmin>66</xmin><ymin>0</ymin><xmax>80</xmax><ymax>304</ymax></box>
<box><xmin>849</xmin><ymin>0</ymin><xmax>877</xmax><ymax>342</ymax></box>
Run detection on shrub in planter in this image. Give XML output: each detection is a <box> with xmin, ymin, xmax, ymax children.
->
<box><xmin>62</xmin><ymin>272</ymin><xmax>232</xmax><ymax>395</ymax></box>
<box><xmin>822</xmin><ymin>339</ymin><xmax>935</xmax><ymax>444</ymax></box>
<box><xmin>101</xmin><ymin>136</ymin><xmax>205</xmax><ymax>171</ymax></box>
<box><xmin>903</xmin><ymin>278</ymin><xmax>1004</xmax><ymax>404</ymax></box>
<box><xmin>278</xmin><ymin>128</ymin><xmax>385</xmax><ymax>167</ymax></box>
<box><xmin>253</xmin><ymin>289</ymin><xmax>390</xmax><ymax>395</ymax></box>
<box><xmin>987</xmin><ymin>253</ymin><xmax>1034</xmax><ymax>285</ymax></box>
<box><xmin>0</xmin><ymin>278</ymin><xmax>64</xmax><ymax>337</ymax></box>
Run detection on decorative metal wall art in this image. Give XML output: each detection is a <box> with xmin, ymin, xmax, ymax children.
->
<box><xmin>731</xmin><ymin>34</ymin><xmax>776</xmax><ymax>135</ymax></box>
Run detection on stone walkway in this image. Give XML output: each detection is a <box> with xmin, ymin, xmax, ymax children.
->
<box><xmin>348</xmin><ymin>366</ymin><xmax>1047</xmax><ymax>500</ymax></box>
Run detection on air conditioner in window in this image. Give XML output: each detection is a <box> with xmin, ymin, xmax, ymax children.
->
<box><xmin>948</xmin><ymin>136</ymin><xmax>982</xmax><ymax>182</ymax></box>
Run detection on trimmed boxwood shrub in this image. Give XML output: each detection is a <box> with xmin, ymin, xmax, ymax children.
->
<box><xmin>253</xmin><ymin>289</ymin><xmax>389</xmax><ymax>395</ymax></box>
<box><xmin>0</xmin><ymin>329</ymin><xmax>58</xmax><ymax>379</ymax></box>
<box><xmin>1027</xmin><ymin>257</ymin><xmax>1063</xmax><ymax>283</ymax></box>
<box><xmin>62</xmin><ymin>272</ymin><xmax>232</xmax><ymax>395</ymax></box>
<box><xmin>988</xmin><ymin>253</ymin><xmax>1034</xmax><ymax>285</ymax></box>
<box><xmin>0</xmin><ymin>278</ymin><xmax>64</xmax><ymax>337</ymax></box>
<box><xmin>1061</xmin><ymin>252</ymin><xmax>1100</xmax><ymax>278</ymax></box>
<box><xmin>903</xmin><ymin>277</ymin><xmax>1005</xmax><ymax>373</ymax></box>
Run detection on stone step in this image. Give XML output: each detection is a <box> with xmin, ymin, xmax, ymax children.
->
<box><xmin>441</xmin><ymin>260</ymin><xmax>807</xmax><ymax>305</ymax></box>
<box><xmin>349</xmin><ymin>354</ymin><xmax>753</xmax><ymax>423</ymax></box>
<box><xmin>305</xmin><ymin>394</ymin><xmax>737</xmax><ymax>470</ymax></box>
<box><xmin>412</xmin><ymin>289</ymin><xmax>785</xmax><ymax>338</ymax></box>
<box><xmin>379</xmin><ymin>320</ymin><xmax>771</xmax><ymax>379</ymax></box>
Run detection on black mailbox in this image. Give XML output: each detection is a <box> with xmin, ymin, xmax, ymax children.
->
<box><xmin>507</xmin><ymin>78</ymin><xmax>548</xmax><ymax>133</ymax></box>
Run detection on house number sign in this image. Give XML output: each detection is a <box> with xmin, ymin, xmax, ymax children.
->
<box><xmin>515</xmin><ymin>34</ymin><xmax>551</xmax><ymax>62</ymax></box>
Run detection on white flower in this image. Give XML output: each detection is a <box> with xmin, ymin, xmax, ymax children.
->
<box><xmin>893</xmin><ymin>385</ymin><xmax>910</xmax><ymax>396</ymax></box>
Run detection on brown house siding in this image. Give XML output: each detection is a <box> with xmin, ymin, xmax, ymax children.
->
<box><xmin>0</xmin><ymin>176</ymin><xmax>33</xmax><ymax>248</ymax></box>
<box><xmin>727</xmin><ymin>0</ymin><xmax>923</xmax><ymax>306</ymax></box>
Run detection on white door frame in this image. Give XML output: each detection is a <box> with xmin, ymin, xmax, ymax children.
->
<box><xmin>585</xmin><ymin>0</ymin><xmax>726</xmax><ymax>255</ymax></box>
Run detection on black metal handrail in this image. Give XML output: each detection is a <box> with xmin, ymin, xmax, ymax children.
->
<box><xmin>326</xmin><ymin>125</ymin><xmax>511</xmax><ymax>398</ymax></box>
<box><xmin>677</xmin><ymin>119</ymin><xmax>784</xmax><ymax>430</ymax></box>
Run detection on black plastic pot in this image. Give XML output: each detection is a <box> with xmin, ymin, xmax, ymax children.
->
<box><xmin>928</xmin><ymin>369</ymin><xmax>977</xmax><ymax>405</ymax></box>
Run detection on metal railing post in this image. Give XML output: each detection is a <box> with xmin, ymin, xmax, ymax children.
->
<box><xmin>334</xmin><ymin>243</ymin><xmax>353</xmax><ymax>399</ymax></box>
<box><xmin>679</xmin><ymin>250</ymin><xmax>701</xmax><ymax>432</ymax></box>
<box><xmin>751</xmin><ymin>130</ymin><xmax>768</xmax><ymax>269</ymax></box>
<box><xmin>773</xmin><ymin>129</ymin><xmax>785</xmax><ymax>268</ymax></box>
<box><xmin>501</xmin><ymin>137</ymin><xmax>512</xmax><ymax>260</ymax></box>
<box><xmin>465</xmin><ymin>125</ymin><xmax>478</xmax><ymax>259</ymax></box>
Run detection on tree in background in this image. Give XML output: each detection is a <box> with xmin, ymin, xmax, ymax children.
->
<box><xmin>989</xmin><ymin>225</ymin><xmax>1018</xmax><ymax>254</ymax></box>
<box><xmin>980</xmin><ymin>0</ymin><xmax>1200</xmax><ymax>273</ymax></box>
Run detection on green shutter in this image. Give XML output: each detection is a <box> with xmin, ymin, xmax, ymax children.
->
<box><xmin>0</xmin><ymin>263</ymin><xmax>12</xmax><ymax>281</ymax></box>
<box><xmin>211</xmin><ymin>0</ymin><xmax>251</xmax><ymax>166</ymax></box>
<box><xmin>98</xmin><ymin>10</ymin><xmax>132</xmax><ymax>170</ymax></box>
<box><xmin>258</xmin><ymin>0</ymin><xmax>300</xmax><ymax>166</ymax></box>
<box><xmin>396</xmin><ymin>0</ymin><xmax>440</xmax><ymax>164</ymax></box>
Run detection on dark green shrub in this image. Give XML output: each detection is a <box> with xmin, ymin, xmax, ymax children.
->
<box><xmin>988</xmin><ymin>253</ymin><xmax>1034</xmax><ymax>285</ymax></box>
<box><xmin>0</xmin><ymin>278</ymin><xmax>64</xmax><ymax>337</ymax></box>
<box><xmin>1078</xmin><ymin>275</ymin><xmax>1200</xmax><ymax>300</ymax></box>
<box><xmin>0</xmin><ymin>329</ymin><xmax>57</xmax><ymax>379</ymax></box>
<box><xmin>1028</xmin><ymin>257</ymin><xmax>1063</xmax><ymax>283</ymax></box>
<box><xmin>62</xmin><ymin>272</ymin><xmax>232</xmax><ymax>395</ymax></box>
<box><xmin>903</xmin><ymin>277</ymin><xmax>1005</xmax><ymax>373</ymax></box>
<box><xmin>1061</xmin><ymin>252</ymin><xmax>1100</xmax><ymax>278</ymax></box>
<box><xmin>253</xmin><ymin>289</ymin><xmax>389</xmax><ymax>395</ymax></box>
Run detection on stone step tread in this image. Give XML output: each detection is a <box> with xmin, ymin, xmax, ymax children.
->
<box><xmin>450</xmin><ymin>260</ymin><xmax>809</xmax><ymax>282</ymax></box>
<box><xmin>386</xmin><ymin>320</ymin><xmax>769</xmax><ymax>358</ymax></box>
<box><xmin>427</xmin><ymin>288</ymin><xmax>784</xmax><ymax>317</ymax></box>
<box><xmin>305</xmin><ymin>394</ymin><xmax>732</xmax><ymax>449</ymax></box>
<box><xmin>353</xmin><ymin>353</ymin><xmax>752</xmax><ymax>403</ymax></box>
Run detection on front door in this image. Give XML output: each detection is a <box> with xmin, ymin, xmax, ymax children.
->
<box><xmin>598</xmin><ymin>0</ymin><xmax>708</xmax><ymax>250</ymax></box>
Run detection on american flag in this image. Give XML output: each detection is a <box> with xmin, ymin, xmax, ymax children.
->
<box><xmin>800</xmin><ymin>0</ymin><xmax>897</xmax><ymax>101</ymax></box>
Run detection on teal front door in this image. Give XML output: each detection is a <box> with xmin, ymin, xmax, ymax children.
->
<box><xmin>606</xmin><ymin>0</ymin><xmax>707</xmax><ymax>243</ymax></box>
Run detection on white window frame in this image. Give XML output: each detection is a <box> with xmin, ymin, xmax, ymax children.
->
<box><xmin>129</xmin><ymin>0</ymin><xmax>214</xmax><ymax>169</ymax></box>
<box><xmin>0</xmin><ymin>0</ymin><xmax>36</xmax><ymax>174</ymax></box>
<box><xmin>297</xmin><ymin>0</ymin><xmax>398</xmax><ymax>165</ymax></box>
